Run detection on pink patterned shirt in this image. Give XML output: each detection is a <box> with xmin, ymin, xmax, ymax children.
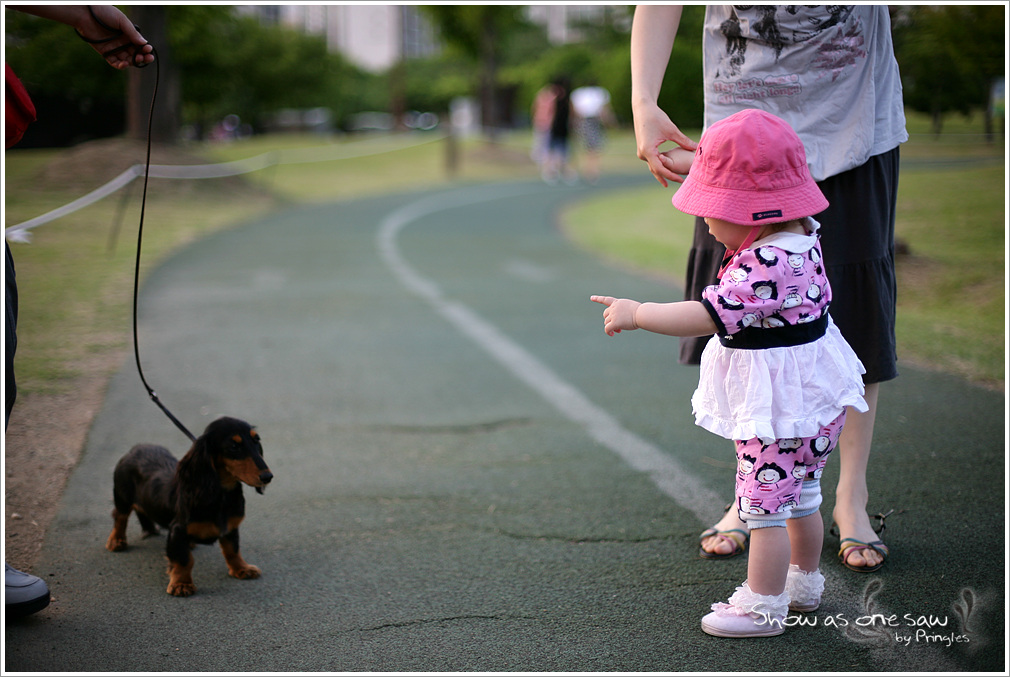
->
<box><xmin>701</xmin><ymin>226</ymin><xmax>831</xmax><ymax>348</ymax></box>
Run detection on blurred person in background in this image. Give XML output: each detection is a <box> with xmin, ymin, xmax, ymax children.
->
<box><xmin>571</xmin><ymin>81</ymin><xmax>615</xmax><ymax>184</ymax></box>
<box><xmin>542</xmin><ymin>75</ymin><xmax>576</xmax><ymax>185</ymax></box>
<box><xmin>530</xmin><ymin>81</ymin><xmax>558</xmax><ymax>172</ymax></box>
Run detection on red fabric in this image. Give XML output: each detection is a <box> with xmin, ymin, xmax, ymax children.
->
<box><xmin>6</xmin><ymin>63</ymin><xmax>37</xmax><ymax>148</ymax></box>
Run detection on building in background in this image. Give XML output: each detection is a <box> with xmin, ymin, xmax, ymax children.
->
<box><xmin>238</xmin><ymin>5</ymin><xmax>624</xmax><ymax>73</ymax></box>
<box><xmin>525</xmin><ymin>5</ymin><xmax>628</xmax><ymax>45</ymax></box>
<box><xmin>237</xmin><ymin>5</ymin><xmax>437</xmax><ymax>73</ymax></box>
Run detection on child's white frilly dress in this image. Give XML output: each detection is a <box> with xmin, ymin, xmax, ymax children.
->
<box><xmin>691</xmin><ymin>219</ymin><xmax>869</xmax><ymax>444</ymax></box>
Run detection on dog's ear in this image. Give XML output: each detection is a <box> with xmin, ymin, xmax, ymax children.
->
<box><xmin>173</xmin><ymin>434</ymin><xmax>220</xmax><ymax>521</ymax></box>
<box><xmin>176</xmin><ymin>433</ymin><xmax>216</xmax><ymax>482</ymax></box>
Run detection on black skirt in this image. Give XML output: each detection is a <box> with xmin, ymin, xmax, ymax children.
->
<box><xmin>678</xmin><ymin>147</ymin><xmax>900</xmax><ymax>385</ymax></box>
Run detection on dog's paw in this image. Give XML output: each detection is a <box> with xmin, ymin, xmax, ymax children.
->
<box><xmin>167</xmin><ymin>581</ymin><xmax>197</xmax><ymax>597</ymax></box>
<box><xmin>229</xmin><ymin>563</ymin><xmax>262</xmax><ymax>580</ymax></box>
<box><xmin>105</xmin><ymin>534</ymin><xmax>128</xmax><ymax>552</ymax></box>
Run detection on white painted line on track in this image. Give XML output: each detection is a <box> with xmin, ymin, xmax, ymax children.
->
<box><xmin>504</xmin><ymin>259</ymin><xmax>556</xmax><ymax>283</ymax></box>
<box><xmin>377</xmin><ymin>185</ymin><xmax>724</xmax><ymax>526</ymax></box>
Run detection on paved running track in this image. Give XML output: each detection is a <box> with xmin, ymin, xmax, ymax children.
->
<box><xmin>4</xmin><ymin>176</ymin><xmax>1004</xmax><ymax>672</ymax></box>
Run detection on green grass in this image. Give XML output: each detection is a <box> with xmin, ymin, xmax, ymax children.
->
<box><xmin>892</xmin><ymin>163</ymin><xmax>1005</xmax><ymax>387</ymax></box>
<box><xmin>204</xmin><ymin>129</ymin><xmax>648</xmax><ymax>202</ymax></box>
<box><xmin>206</xmin><ymin>133</ymin><xmax>464</xmax><ymax>202</ymax></box>
<box><xmin>562</xmin><ymin>185</ymin><xmax>696</xmax><ymax>283</ymax></box>
<box><xmin>3</xmin><ymin>169</ymin><xmax>276</xmax><ymax>393</ymax></box>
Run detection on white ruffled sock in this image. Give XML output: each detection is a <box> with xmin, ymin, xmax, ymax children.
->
<box><xmin>785</xmin><ymin>564</ymin><xmax>825</xmax><ymax>612</ymax></box>
<box><xmin>710</xmin><ymin>580</ymin><xmax>791</xmax><ymax>620</ymax></box>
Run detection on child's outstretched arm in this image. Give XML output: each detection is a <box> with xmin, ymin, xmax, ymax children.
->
<box><xmin>591</xmin><ymin>296</ymin><xmax>717</xmax><ymax>338</ymax></box>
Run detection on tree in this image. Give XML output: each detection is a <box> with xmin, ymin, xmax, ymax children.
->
<box><xmin>169</xmin><ymin>9</ymin><xmax>377</xmax><ymax>134</ymax></box>
<box><xmin>421</xmin><ymin>5</ymin><xmax>527</xmax><ymax>137</ymax></box>
<box><xmin>494</xmin><ymin>5</ymin><xmax>702</xmax><ymax>131</ymax></box>
<box><xmin>127</xmin><ymin>6</ymin><xmax>178</xmax><ymax>144</ymax></box>
<box><xmin>4</xmin><ymin>9</ymin><xmax>131</xmax><ymax>146</ymax></box>
<box><xmin>654</xmin><ymin>5</ymin><xmax>705</xmax><ymax>130</ymax></box>
<box><xmin>5</xmin><ymin>5</ymin><xmax>380</xmax><ymax>144</ymax></box>
<box><xmin>163</xmin><ymin>5</ymin><xmax>239</xmax><ymax>137</ymax></box>
<box><xmin>893</xmin><ymin>5</ymin><xmax>1005</xmax><ymax>138</ymax></box>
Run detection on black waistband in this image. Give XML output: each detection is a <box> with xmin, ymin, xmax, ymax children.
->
<box><xmin>719</xmin><ymin>312</ymin><xmax>829</xmax><ymax>350</ymax></box>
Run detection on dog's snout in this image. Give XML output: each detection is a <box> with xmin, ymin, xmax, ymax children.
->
<box><xmin>259</xmin><ymin>470</ymin><xmax>273</xmax><ymax>485</ymax></box>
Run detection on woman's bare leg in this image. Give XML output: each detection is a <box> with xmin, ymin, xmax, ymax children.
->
<box><xmin>832</xmin><ymin>384</ymin><xmax>885</xmax><ymax>568</ymax></box>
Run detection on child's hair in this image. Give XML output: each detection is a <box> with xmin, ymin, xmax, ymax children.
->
<box><xmin>672</xmin><ymin>109</ymin><xmax>828</xmax><ymax>225</ymax></box>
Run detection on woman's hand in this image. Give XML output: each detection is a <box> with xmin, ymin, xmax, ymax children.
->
<box><xmin>632</xmin><ymin>100</ymin><xmax>697</xmax><ymax>187</ymax></box>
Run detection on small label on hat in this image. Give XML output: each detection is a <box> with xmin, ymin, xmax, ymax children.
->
<box><xmin>753</xmin><ymin>210</ymin><xmax>783</xmax><ymax>221</ymax></box>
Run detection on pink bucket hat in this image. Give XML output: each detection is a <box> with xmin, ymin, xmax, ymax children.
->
<box><xmin>672</xmin><ymin>108</ymin><xmax>828</xmax><ymax>225</ymax></box>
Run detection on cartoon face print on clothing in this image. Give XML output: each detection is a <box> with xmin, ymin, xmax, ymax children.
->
<box><xmin>809</xmin><ymin>247</ymin><xmax>821</xmax><ymax>268</ymax></box>
<box><xmin>777</xmin><ymin>438</ymin><xmax>802</xmax><ymax>454</ymax></box>
<box><xmin>738</xmin><ymin>312</ymin><xmax>760</xmax><ymax>330</ymax></box>
<box><xmin>791</xmin><ymin>462</ymin><xmax>808</xmax><ymax>481</ymax></box>
<box><xmin>739</xmin><ymin>496</ymin><xmax>767</xmax><ymax>515</ymax></box>
<box><xmin>755</xmin><ymin>462</ymin><xmax>787</xmax><ymax>491</ymax></box>
<box><xmin>701</xmin><ymin>240</ymin><xmax>832</xmax><ymax>338</ymax></box>
<box><xmin>752</xmin><ymin>279</ymin><xmax>778</xmax><ymax>301</ymax></box>
<box><xmin>727</xmin><ymin>264</ymin><xmax>751</xmax><ymax>284</ymax></box>
<box><xmin>806</xmin><ymin>282</ymin><xmax>823</xmax><ymax>303</ymax></box>
<box><xmin>811</xmin><ymin>435</ymin><xmax>833</xmax><ymax>458</ymax></box>
<box><xmin>778</xmin><ymin>495</ymin><xmax>798</xmax><ymax>512</ymax></box>
<box><xmin>781</xmin><ymin>291</ymin><xmax>804</xmax><ymax>310</ymax></box>
<box><xmin>738</xmin><ymin>453</ymin><xmax>757</xmax><ymax>478</ymax></box>
<box><xmin>718</xmin><ymin>295</ymin><xmax>745</xmax><ymax>313</ymax></box>
<box><xmin>755</xmin><ymin>247</ymin><xmax>779</xmax><ymax>267</ymax></box>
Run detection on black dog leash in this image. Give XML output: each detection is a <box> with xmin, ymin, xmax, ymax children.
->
<box><xmin>80</xmin><ymin>10</ymin><xmax>197</xmax><ymax>442</ymax></box>
<box><xmin>132</xmin><ymin>46</ymin><xmax>197</xmax><ymax>443</ymax></box>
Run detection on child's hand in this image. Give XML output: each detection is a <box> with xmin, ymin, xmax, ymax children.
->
<box><xmin>664</xmin><ymin>146</ymin><xmax>696</xmax><ymax>178</ymax></box>
<box><xmin>591</xmin><ymin>296</ymin><xmax>641</xmax><ymax>336</ymax></box>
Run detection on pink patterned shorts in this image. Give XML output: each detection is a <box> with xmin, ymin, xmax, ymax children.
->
<box><xmin>734</xmin><ymin>411</ymin><xmax>846</xmax><ymax>521</ymax></box>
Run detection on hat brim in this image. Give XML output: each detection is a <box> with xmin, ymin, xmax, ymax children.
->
<box><xmin>672</xmin><ymin>174</ymin><xmax>829</xmax><ymax>225</ymax></box>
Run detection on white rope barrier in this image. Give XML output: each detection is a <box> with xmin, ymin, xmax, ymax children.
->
<box><xmin>5</xmin><ymin>133</ymin><xmax>448</xmax><ymax>243</ymax></box>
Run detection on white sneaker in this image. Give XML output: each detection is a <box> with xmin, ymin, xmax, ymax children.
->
<box><xmin>701</xmin><ymin>581</ymin><xmax>790</xmax><ymax>638</ymax></box>
<box><xmin>5</xmin><ymin>563</ymin><xmax>51</xmax><ymax>619</ymax></box>
<box><xmin>785</xmin><ymin>564</ymin><xmax>825</xmax><ymax>612</ymax></box>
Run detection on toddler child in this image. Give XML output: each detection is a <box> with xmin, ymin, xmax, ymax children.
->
<box><xmin>591</xmin><ymin>108</ymin><xmax>868</xmax><ymax>638</ymax></box>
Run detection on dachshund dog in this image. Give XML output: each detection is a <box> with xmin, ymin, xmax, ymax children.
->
<box><xmin>105</xmin><ymin>416</ymin><xmax>272</xmax><ymax>596</ymax></box>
